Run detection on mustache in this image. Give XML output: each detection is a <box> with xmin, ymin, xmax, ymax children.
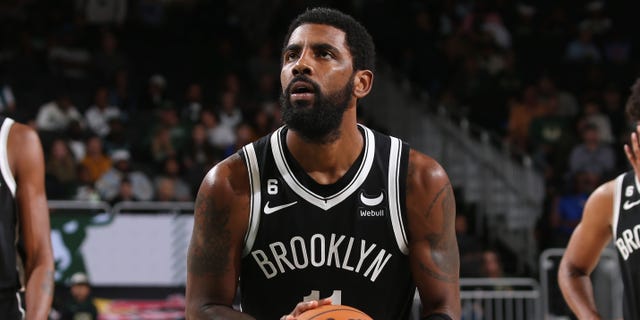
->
<box><xmin>284</xmin><ymin>75</ymin><xmax>321</xmax><ymax>95</ymax></box>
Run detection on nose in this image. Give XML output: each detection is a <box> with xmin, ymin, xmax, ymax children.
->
<box><xmin>292</xmin><ymin>51</ymin><xmax>312</xmax><ymax>76</ymax></box>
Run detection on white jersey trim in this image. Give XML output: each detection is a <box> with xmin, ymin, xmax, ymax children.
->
<box><xmin>242</xmin><ymin>144</ymin><xmax>262</xmax><ymax>257</ymax></box>
<box><xmin>0</xmin><ymin>118</ymin><xmax>16</xmax><ymax>196</ymax></box>
<box><xmin>612</xmin><ymin>173</ymin><xmax>625</xmax><ymax>237</ymax></box>
<box><xmin>270</xmin><ymin>125</ymin><xmax>375</xmax><ymax>211</ymax></box>
<box><xmin>388</xmin><ymin>136</ymin><xmax>408</xmax><ymax>254</ymax></box>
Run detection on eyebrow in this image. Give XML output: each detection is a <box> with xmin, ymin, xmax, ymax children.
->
<box><xmin>282</xmin><ymin>43</ymin><xmax>340</xmax><ymax>56</ymax></box>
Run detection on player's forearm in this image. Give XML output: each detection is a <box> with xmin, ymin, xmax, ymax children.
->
<box><xmin>187</xmin><ymin>304</ymin><xmax>256</xmax><ymax>320</ymax></box>
<box><xmin>558</xmin><ymin>270</ymin><xmax>601</xmax><ymax>319</ymax></box>
<box><xmin>24</xmin><ymin>264</ymin><xmax>54</xmax><ymax>320</ymax></box>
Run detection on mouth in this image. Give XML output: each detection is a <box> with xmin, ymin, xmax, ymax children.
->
<box><xmin>289</xmin><ymin>81</ymin><xmax>316</xmax><ymax>100</ymax></box>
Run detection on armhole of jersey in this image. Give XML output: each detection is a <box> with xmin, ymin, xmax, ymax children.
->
<box><xmin>242</xmin><ymin>144</ymin><xmax>261</xmax><ymax>257</ymax></box>
<box><xmin>612</xmin><ymin>173</ymin><xmax>625</xmax><ymax>237</ymax></box>
<box><xmin>388</xmin><ymin>136</ymin><xmax>409</xmax><ymax>255</ymax></box>
<box><xmin>0</xmin><ymin>118</ymin><xmax>16</xmax><ymax>196</ymax></box>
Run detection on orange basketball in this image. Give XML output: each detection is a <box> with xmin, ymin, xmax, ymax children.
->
<box><xmin>297</xmin><ymin>304</ymin><xmax>373</xmax><ymax>320</ymax></box>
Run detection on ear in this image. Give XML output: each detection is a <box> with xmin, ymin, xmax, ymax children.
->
<box><xmin>353</xmin><ymin>70</ymin><xmax>374</xmax><ymax>99</ymax></box>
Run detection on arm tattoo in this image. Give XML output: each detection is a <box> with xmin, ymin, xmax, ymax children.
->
<box><xmin>188</xmin><ymin>193</ymin><xmax>232</xmax><ymax>276</ymax></box>
<box><xmin>41</xmin><ymin>270</ymin><xmax>54</xmax><ymax>295</ymax></box>
<box><xmin>422</xmin><ymin>183</ymin><xmax>458</xmax><ymax>283</ymax></box>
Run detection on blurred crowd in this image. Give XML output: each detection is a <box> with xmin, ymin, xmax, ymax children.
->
<box><xmin>1</xmin><ymin>0</ymin><xmax>639</xmax><ymax>275</ymax></box>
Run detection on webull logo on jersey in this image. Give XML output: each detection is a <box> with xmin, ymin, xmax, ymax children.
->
<box><xmin>358</xmin><ymin>190</ymin><xmax>386</xmax><ymax>218</ymax></box>
<box><xmin>250</xmin><ymin>233</ymin><xmax>392</xmax><ymax>282</ymax></box>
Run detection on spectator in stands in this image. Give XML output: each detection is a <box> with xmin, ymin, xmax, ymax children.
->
<box><xmin>73</xmin><ymin>164</ymin><xmax>101</xmax><ymax>201</ymax></box>
<box><xmin>103</xmin><ymin>117</ymin><xmax>130</xmax><ymax>154</ymax></box>
<box><xmin>62</xmin><ymin>272</ymin><xmax>98</xmax><ymax>320</ymax></box>
<box><xmin>223</xmin><ymin>121</ymin><xmax>256</xmax><ymax>157</ymax></box>
<box><xmin>35</xmin><ymin>93</ymin><xmax>84</xmax><ymax>133</ymax></box>
<box><xmin>580</xmin><ymin>100</ymin><xmax>614</xmax><ymax>144</ymax></box>
<box><xmin>456</xmin><ymin>213</ymin><xmax>483</xmax><ymax>277</ymax></box>
<box><xmin>537</xmin><ymin>74</ymin><xmax>579</xmax><ymax>118</ymax></box>
<box><xmin>95</xmin><ymin>149</ymin><xmax>153</xmax><ymax>201</ymax></box>
<box><xmin>80</xmin><ymin>135</ymin><xmax>112</xmax><ymax>183</ymax></box>
<box><xmin>579</xmin><ymin>1</ymin><xmax>611</xmax><ymax>38</ymax></box>
<box><xmin>92</xmin><ymin>31</ymin><xmax>128</xmax><ymax>83</ymax></box>
<box><xmin>181</xmin><ymin>123</ymin><xmax>219</xmax><ymax>194</ymax></box>
<box><xmin>480</xmin><ymin>249</ymin><xmax>505</xmax><ymax>279</ymax></box>
<box><xmin>139</xmin><ymin>73</ymin><xmax>168</xmax><ymax>111</ymax></box>
<box><xmin>45</xmin><ymin>138</ymin><xmax>78</xmax><ymax>199</ymax></box>
<box><xmin>528</xmin><ymin>95</ymin><xmax>574</xmax><ymax>175</ymax></box>
<box><xmin>507</xmin><ymin>84</ymin><xmax>546</xmax><ymax>151</ymax></box>
<box><xmin>549</xmin><ymin>171</ymin><xmax>599</xmax><ymax>247</ymax></box>
<box><xmin>217</xmin><ymin>90</ymin><xmax>243</xmax><ymax>130</ymax></box>
<box><xmin>154</xmin><ymin>156</ymin><xmax>191</xmax><ymax>201</ymax></box>
<box><xmin>200</xmin><ymin>108</ymin><xmax>234</xmax><ymax>151</ymax></box>
<box><xmin>108</xmin><ymin>69</ymin><xmax>137</xmax><ymax>115</ymax></box>
<box><xmin>565</xmin><ymin>26</ymin><xmax>601</xmax><ymax>64</ymax></box>
<box><xmin>85</xmin><ymin>86</ymin><xmax>122</xmax><ymax>137</ymax></box>
<box><xmin>154</xmin><ymin>177</ymin><xmax>179</xmax><ymax>202</ymax></box>
<box><xmin>568</xmin><ymin>122</ymin><xmax>616</xmax><ymax>179</ymax></box>
<box><xmin>181</xmin><ymin>82</ymin><xmax>204</xmax><ymax>124</ymax></box>
<box><xmin>110</xmin><ymin>177</ymin><xmax>138</xmax><ymax>205</ymax></box>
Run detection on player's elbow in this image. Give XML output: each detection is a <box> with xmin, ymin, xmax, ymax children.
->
<box><xmin>185</xmin><ymin>300</ymin><xmax>234</xmax><ymax>320</ymax></box>
<box><xmin>558</xmin><ymin>258</ymin><xmax>588</xmax><ymax>289</ymax></box>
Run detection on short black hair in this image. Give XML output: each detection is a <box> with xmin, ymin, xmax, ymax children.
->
<box><xmin>626</xmin><ymin>78</ymin><xmax>640</xmax><ymax>122</ymax></box>
<box><xmin>283</xmin><ymin>7</ymin><xmax>375</xmax><ymax>72</ymax></box>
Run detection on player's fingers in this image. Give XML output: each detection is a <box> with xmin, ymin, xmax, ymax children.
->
<box><xmin>292</xmin><ymin>300</ymin><xmax>318</xmax><ymax>315</ymax></box>
<box><xmin>317</xmin><ymin>297</ymin><xmax>332</xmax><ymax>306</ymax></box>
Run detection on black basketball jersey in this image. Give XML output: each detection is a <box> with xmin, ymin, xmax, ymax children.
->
<box><xmin>0</xmin><ymin>116</ymin><xmax>20</xmax><ymax>292</ymax></box>
<box><xmin>238</xmin><ymin>125</ymin><xmax>414</xmax><ymax>320</ymax></box>
<box><xmin>612</xmin><ymin>171</ymin><xmax>640</xmax><ymax>319</ymax></box>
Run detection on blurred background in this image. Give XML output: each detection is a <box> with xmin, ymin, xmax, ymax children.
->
<box><xmin>1</xmin><ymin>0</ymin><xmax>637</xmax><ymax>319</ymax></box>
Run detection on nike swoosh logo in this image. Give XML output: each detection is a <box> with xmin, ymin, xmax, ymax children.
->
<box><xmin>623</xmin><ymin>199</ymin><xmax>640</xmax><ymax>211</ymax></box>
<box><xmin>360</xmin><ymin>192</ymin><xmax>384</xmax><ymax>206</ymax></box>
<box><xmin>264</xmin><ymin>201</ymin><xmax>298</xmax><ymax>214</ymax></box>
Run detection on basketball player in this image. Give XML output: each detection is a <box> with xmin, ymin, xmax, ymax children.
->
<box><xmin>559</xmin><ymin>79</ymin><xmax>640</xmax><ymax>319</ymax></box>
<box><xmin>0</xmin><ymin>116</ymin><xmax>55</xmax><ymax>319</ymax></box>
<box><xmin>186</xmin><ymin>8</ymin><xmax>460</xmax><ymax>320</ymax></box>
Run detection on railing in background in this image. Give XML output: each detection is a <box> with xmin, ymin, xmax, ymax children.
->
<box><xmin>539</xmin><ymin>248</ymin><xmax>623</xmax><ymax>320</ymax></box>
<box><xmin>412</xmin><ymin>278</ymin><xmax>541</xmax><ymax>320</ymax></box>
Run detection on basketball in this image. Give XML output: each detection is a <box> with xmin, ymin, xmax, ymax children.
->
<box><xmin>297</xmin><ymin>304</ymin><xmax>373</xmax><ymax>320</ymax></box>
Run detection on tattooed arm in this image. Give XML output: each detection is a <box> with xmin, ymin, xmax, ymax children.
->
<box><xmin>406</xmin><ymin>150</ymin><xmax>460</xmax><ymax>319</ymax></box>
<box><xmin>9</xmin><ymin>123</ymin><xmax>54</xmax><ymax>319</ymax></box>
<box><xmin>186</xmin><ymin>154</ymin><xmax>255</xmax><ymax>319</ymax></box>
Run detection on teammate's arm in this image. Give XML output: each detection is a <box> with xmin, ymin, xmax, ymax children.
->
<box><xmin>406</xmin><ymin>150</ymin><xmax>461</xmax><ymax>319</ymax></box>
<box><xmin>10</xmin><ymin>124</ymin><xmax>54</xmax><ymax>319</ymax></box>
<box><xmin>558</xmin><ymin>181</ymin><xmax>614</xmax><ymax>320</ymax></box>
<box><xmin>186</xmin><ymin>154</ymin><xmax>255</xmax><ymax>320</ymax></box>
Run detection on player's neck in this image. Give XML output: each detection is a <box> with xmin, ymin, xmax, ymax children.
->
<box><xmin>286</xmin><ymin>117</ymin><xmax>363</xmax><ymax>185</ymax></box>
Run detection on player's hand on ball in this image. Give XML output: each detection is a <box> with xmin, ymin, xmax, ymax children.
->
<box><xmin>280</xmin><ymin>298</ymin><xmax>332</xmax><ymax>320</ymax></box>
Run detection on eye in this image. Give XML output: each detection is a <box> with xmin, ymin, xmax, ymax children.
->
<box><xmin>317</xmin><ymin>50</ymin><xmax>334</xmax><ymax>59</ymax></box>
<box><xmin>285</xmin><ymin>51</ymin><xmax>299</xmax><ymax>62</ymax></box>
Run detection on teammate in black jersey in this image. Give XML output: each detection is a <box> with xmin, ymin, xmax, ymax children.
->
<box><xmin>0</xmin><ymin>117</ymin><xmax>54</xmax><ymax>319</ymax></box>
<box><xmin>186</xmin><ymin>8</ymin><xmax>460</xmax><ymax>320</ymax></box>
<box><xmin>559</xmin><ymin>78</ymin><xmax>640</xmax><ymax>319</ymax></box>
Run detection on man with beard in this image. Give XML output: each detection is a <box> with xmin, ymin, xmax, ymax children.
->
<box><xmin>186</xmin><ymin>7</ymin><xmax>460</xmax><ymax>320</ymax></box>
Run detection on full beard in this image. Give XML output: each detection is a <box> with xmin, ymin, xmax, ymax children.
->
<box><xmin>280</xmin><ymin>75</ymin><xmax>354</xmax><ymax>144</ymax></box>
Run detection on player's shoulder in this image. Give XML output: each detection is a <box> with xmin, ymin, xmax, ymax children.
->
<box><xmin>588</xmin><ymin>176</ymin><xmax>620</xmax><ymax>203</ymax></box>
<box><xmin>7</xmin><ymin>121</ymin><xmax>43</xmax><ymax>160</ymax></box>
<box><xmin>407</xmin><ymin>149</ymin><xmax>449</xmax><ymax>186</ymax></box>
<box><xmin>200</xmin><ymin>152</ymin><xmax>250</xmax><ymax>199</ymax></box>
